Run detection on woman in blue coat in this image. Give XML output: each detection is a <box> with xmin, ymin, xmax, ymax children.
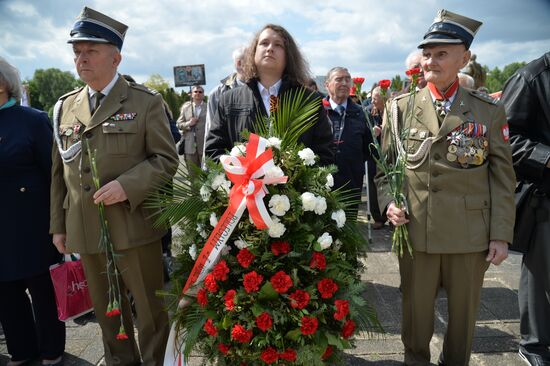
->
<box><xmin>0</xmin><ymin>57</ymin><xmax>65</xmax><ymax>365</ymax></box>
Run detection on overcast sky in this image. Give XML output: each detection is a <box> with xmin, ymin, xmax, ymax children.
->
<box><xmin>1</xmin><ymin>0</ymin><xmax>549</xmax><ymax>94</ymax></box>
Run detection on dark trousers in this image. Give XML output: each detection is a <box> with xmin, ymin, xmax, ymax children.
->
<box><xmin>0</xmin><ymin>271</ymin><xmax>66</xmax><ymax>361</ymax></box>
<box><xmin>519</xmin><ymin>197</ymin><xmax>550</xmax><ymax>352</ymax></box>
<box><xmin>367</xmin><ymin>172</ymin><xmax>384</xmax><ymax>222</ymax></box>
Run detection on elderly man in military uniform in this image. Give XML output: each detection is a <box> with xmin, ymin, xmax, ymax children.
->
<box><xmin>377</xmin><ymin>10</ymin><xmax>516</xmax><ymax>366</ymax></box>
<box><xmin>50</xmin><ymin>7</ymin><xmax>178</xmax><ymax>365</ymax></box>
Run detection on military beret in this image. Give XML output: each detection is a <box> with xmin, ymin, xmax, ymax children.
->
<box><xmin>418</xmin><ymin>9</ymin><xmax>482</xmax><ymax>49</ymax></box>
<box><xmin>68</xmin><ymin>7</ymin><xmax>128</xmax><ymax>50</ymax></box>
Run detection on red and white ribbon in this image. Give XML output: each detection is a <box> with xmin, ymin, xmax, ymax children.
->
<box><xmin>164</xmin><ymin>134</ymin><xmax>287</xmax><ymax>365</ymax></box>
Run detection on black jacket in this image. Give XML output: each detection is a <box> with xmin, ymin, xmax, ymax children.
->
<box><xmin>501</xmin><ymin>52</ymin><xmax>550</xmax><ymax>249</ymax></box>
<box><xmin>0</xmin><ymin>105</ymin><xmax>61</xmax><ymax>281</ymax></box>
<box><xmin>501</xmin><ymin>52</ymin><xmax>550</xmax><ymax>193</ymax></box>
<box><xmin>205</xmin><ymin>78</ymin><xmax>334</xmax><ymax>165</ymax></box>
<box><xmin>324</xmin><ymin>97</ymin><xmax>375</xmax><ymax>193</ymax></box>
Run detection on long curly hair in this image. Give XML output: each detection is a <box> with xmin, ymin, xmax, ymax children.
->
<box><xmin>242</xmin><ymin>24</ymin><xmax>311</xmax><ymax>86</ymax></box>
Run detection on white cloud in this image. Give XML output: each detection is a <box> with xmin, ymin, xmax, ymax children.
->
<box><xmin>1</xmin><ymin>0</ymin><xmax>549</xmax><ymax>91</ymax></box>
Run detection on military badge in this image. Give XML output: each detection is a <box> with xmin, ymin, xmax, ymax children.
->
<box><xmin>446</xmin><ymin>122</ymin><xmax>489</xmax><ymax>168</ymax></box>
<box><xmin>501</xmin><ymin>123</ymin><xmax>510</xmax><ymax>142</ymax></box>
<box><xmin>110</xmin><ymin>112</ymin><xmax>137</xmax><ymax>121</ymax></box>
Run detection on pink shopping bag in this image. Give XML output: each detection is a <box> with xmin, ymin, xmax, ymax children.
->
<box><xmin>49</xmin><ymin>255</ymin><xmax>94</xmax><ymax>322</ymax></box>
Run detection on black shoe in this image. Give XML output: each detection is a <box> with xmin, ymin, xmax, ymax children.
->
<box><xmin>519</xmin><ymin>347</ymin><xmax>550</xmax><ymax>366</ymax></box>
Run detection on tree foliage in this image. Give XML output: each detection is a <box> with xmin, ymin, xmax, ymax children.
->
<box><xmin>390</xmin><ymin>74</ymin><xmax>404</xmax><ymax>93</ymax></box>
<box><xmin>483</xmin><ymin>62</ymin><xmax>526</xmax><ymax>93</ymax></box>
<box><xmin>144</xmin><ymin>73</ymin><xmax>190</xmax><ymax>120</ymax></box>
<box><xmin>27</xmin><ymin>68</ymin><xmax>83</xmax><ymax>117</ymax></box>
<box><xmin>144</xmin><ymin>73</ymin><xmax>170</xmax><ymax>91</ymax></box>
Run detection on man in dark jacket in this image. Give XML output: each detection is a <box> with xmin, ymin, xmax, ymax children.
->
<box><xmin>205</xmin><ymin>24</ymin><xmax>333</xmax><ymax>165</ymax></box>
<box><xmin>501</xmin><ymin>52</ymin><xmax>550</xmax><ymax>366</ymax></box>
<box><xmin>323</xmin><ymin>67</ymin><xmax>377</xmax><ymax>217</ymax></box>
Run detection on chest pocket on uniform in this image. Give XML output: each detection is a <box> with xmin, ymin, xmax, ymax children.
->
<box><xmin>102</xmin><ymin>121</ymin><xmax>137</xmax><ymax>155</ymax></box>
<box><xmin>403</xmin><ymin>129</ymin><xmax>429</xmax><ymax>155</ymax></box>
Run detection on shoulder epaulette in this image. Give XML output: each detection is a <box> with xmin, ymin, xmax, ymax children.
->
<box><xmin>59</xmin><ymin>86</ymin><xmax>84</xmax><ymax>100</ymax></box>
<box><xmin>393</xmin><ymin>91</ymin><xmax>411</xmax><ymax>101</ymax></box>
<box><xmin>468</xmin><ymin>89</ymin><xmax>498</xmax><ymax>105</ymax></box>
<box><xmin>129</xmin><ymin>82</ymin><xmax>158</xmax><ymax>95</ymax></box>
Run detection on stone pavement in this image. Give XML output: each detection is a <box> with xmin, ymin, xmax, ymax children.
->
<box><xmin>0</xmin><ymin>208</ymin><xmax>525</xmax><ymax>366</ymax></box>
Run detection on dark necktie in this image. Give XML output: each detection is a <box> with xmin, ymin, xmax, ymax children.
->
<box><xmin>92</xmin><ymin>92</ymin><xmax>103</xmax><ymax>114</ymax></box>
<box><xmin>269</xmin><ymin>95</ymin><xmax>278</xmax><ymax>115</ymax></box>
<box><xmin>333</xmin><ymin>105</ymin><xmax>345</xmax><ymax>142</ymax></box>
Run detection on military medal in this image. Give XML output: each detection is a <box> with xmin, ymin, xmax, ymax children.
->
<box><xmin>446</xmin><ymin>121</ymin><xmax>489</xmax><ymax>168</ymax></box>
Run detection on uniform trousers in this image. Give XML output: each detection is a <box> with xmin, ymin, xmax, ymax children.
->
<box><xmin>399</xmin><ymin>250</ymin><xmax>489</xmax><ymax>366</ymax></box>
<box><xmin>80</xmin><ymin>240</ymin><xmax>169</xmax><ymax>366</ymax></box>
<box><xmin>519</xmin><ymin>196</ymin><xmax>550</xmax><ymax>353</ymax></box>
<box><xmin>0</xmin><ymin>271</ymin><xmax>66</xmax><ymax>362</ymax></box>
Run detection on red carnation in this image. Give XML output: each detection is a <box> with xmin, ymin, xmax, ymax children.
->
<box><xmin>379</xmin><ymin>79</ymin><xmax>391</xmax><ymax>90</ymax></box>
<box><xmin>224</xmin><ymin>289</ymin><xmax>236</xmax><ymax>311</ymax></box>
<box><xmin>231</xmin><ymin>324</ymin><xmax>253</xmax><ymax>343</ymax></box>
<box><xmin>322</xmin><ymin>98</ymin><xmax>331</xmax><ymax>108</ymax></box>
<box><xmin>342</xmin><ymin>319</ymin><xmax>356</xmax><ymax>339</ymax></box>
<box><xmin>270</xmin><ymin>271</ymin><xmax>293</xmax><ymax>293</ymax></box>
<box><xmin>243</xmin><ymin>271</ymin><xmax>264</xmax><ymax>293</ymax></box>
<box><xmin>213</xmin><ymin>259</ymin><xmax>230</xmax><ymax>281</ymax></box>
<box><xmin>197</xmin><ymin>288</ymin><xmax>208</xmax><ymax>307</ymax></box>
<box><xmin>300</xmin><ymin>316</ymin><xmax>318</xmax><ymax>335</ymax></box>
<box><xmin>116</xmin><ymin>331</ymin><xmax>129</xmax><ymax>340</ymax></box>
<box><xmin>218</xmin><ymin>343</ymin><xmax>230</xmax><ymax>354</ymax></box>
<box><xmin>204</xmin><ymin>273</ymin><xmax>218</xmax><ymax>293</ymax></box>
<box><xmin>289</xmin><ymin>289</ymin><xmax>310</xmax><ymax>309</ymax></box>
<box><xmin>353</xmin><ymin>77</ymin><xmax>365</xmax><ymax>85</ymax></box>
<box><xmin>237</xmin><ymin>248</ymin><xmax>255</xmax><ymax>268</ymax></box>
<box><xmin>405</xmin><ymin>67</ymin><xmax>422</xmax><ymax>76</ymax></box>
<box><xmin>204</xmin><ymin>318</ymin><xmax>218</xmax><ymax>337</ymax></box>
<box><xmin>309</xmin><ymin>252</ymin><xmax>326</xmax><ymax>271</ymax></box>
<box><xmin>255</xmin><ymin>312</ymin><xmax>273</xmax><ymax>332</ymax></box>
<box><xmin>271</xmin><ymin>241</ymin><xmax>291</xmax><ymax>256</ymax></box>
<box><xmin>279</xmin><ymin>348</ymin><xmax>297</xmax><ymax>362</ymax></box>
<box><xmin>317</xmin><ymin>278</ymin><xmax>338</xmax><ymax>299</ymax></box>
<box><xmin>321</xmin><ymin>345</ymin><xmax>334</xmax><ymax>360</ymax></box>
<box><xmin>334</xmin><ymin>299</ymin><xmax>350</xmax><ymax>320</ymax></box>
<box><xmin>260</xmin><ymin>347</ymin><xmax>279</xmax><ymax>364</ymax></box>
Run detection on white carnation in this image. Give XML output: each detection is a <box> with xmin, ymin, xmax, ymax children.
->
<box><xmin>298</xmin><ymin>148</ymin><xmax>316</xmax><ymax>166</ymax></box>
<box><xmin>212</xmin><ymin>174</ymin><xmax>230</xmax><ymax>191</ymax></box>
<box><xmin>314</xmin><ymin>196</ymin><xmax>327</xmax><ymax>215</ymax></box>
<box><xmin>230</xmin><ymin>144</ymin><xmax>246</xmax><ymax>157</ymax></box>
<box><xmin>325</xmin><ymin>174</ymin><xmax>334</xmax><ymax>189</ymax></box>
<box><xmin>301</xmin><ymin>192</ymin><xmax>317</xmax><ymax>212</ymax></box>
<box><xmin>200</xmin><ymin>185</ymin><xmax>211</xmax><ymax>202</ymax></box>
<box><xmin>331</xmin><ymin>209</ymin><xmax>346</xmax><ymax>228</ymax></box>
<box><xmin>264</xmin><ymin>166</ymin><xmax>285</xmax><ymax>181</ymax></box>
<box><xmin>188</xmin><ymin>244</ymin><xmax>197</xmax><ymax>260</ymax></box>
<box><xmin>267</xmin><ymin>137</ymin><xmax>281</xmax><ymax>149</ymax></box>
<box><xmin>209</xmin><ymin>212</ymin><xmax>218</xmax><ymax>227</ymax></box>
<box><xmin>317</xmin><ymin>232</ymin><xmax>333</xmax><ymax>250</ymax></box>
<box><xmin>268</xmin><ymin>217</ymin><xmax>286</xmax><ymax>238</ymax></box>
<box><xmin>221</xmin><ymin>245</ymin><xmax>231</xmax><ymax>256</ymax></box>
<box><xmin>234</xmin><ymin>239</ymin><xmax>248</xmax><ymax>249</ymax></box>
<box><xmin>196</xmin><ymin>224</ymin><xmax>208</xmax><ymax>239</ymax></box>
<box><xmin>268</xmin><ymin>194</ymin><xmax>290</xmax><ymax>216</ymax></box>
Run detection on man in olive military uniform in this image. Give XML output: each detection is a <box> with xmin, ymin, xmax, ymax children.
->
<box><xmin>376</xmin><ymin>10</ymin><xmax>516</xmax><ymax>366</ymax></box>
<box><xmin>50</xmin><ymin>7</ymin><xmax>178</xmax><ymax>365</ymax></box>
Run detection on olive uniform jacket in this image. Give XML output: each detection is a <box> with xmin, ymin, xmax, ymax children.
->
<box><xmin>377</xmin><ymin>86</ymin><xmax>516</xmax><ymax>253</ymax></box>
<box><xmin>50</xmin><ymin>75</ymin><xmax>179</xmax><ymax>254</ymax></box>
<box><xmin>176</xmin><ymin>101</ymin><xmax>206</xmax><ymax>156</ymax></box>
